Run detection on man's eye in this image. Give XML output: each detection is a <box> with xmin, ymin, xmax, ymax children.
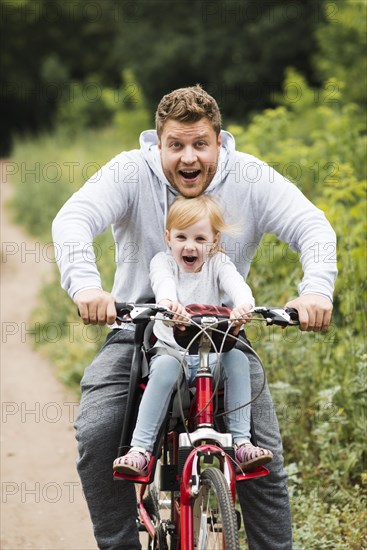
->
<box><xmin>170</xmin><ymin>142</ymin><xmax>181</xmax><ymax>149</ymax></box>
<box><xmin>196</xmin><ymin>141</ymin><xmax>206</xmax><ymax>148</ymax></box>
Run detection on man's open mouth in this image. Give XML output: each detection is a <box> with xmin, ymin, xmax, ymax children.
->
<box><xmin>179</xmin><ymin>170</ymin><xmax>201</xmax><ymax>180</ymax></box>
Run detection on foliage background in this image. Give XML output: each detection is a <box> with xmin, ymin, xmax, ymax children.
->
<box><xmin>3</xmin><ymin>0</ymin><xmax>366</xmax><ymax>547</ymax></box>
<box><xmin>2</xmin><ymin>0</ymin><xmax>326</xmax><ymax>155</ymax></box>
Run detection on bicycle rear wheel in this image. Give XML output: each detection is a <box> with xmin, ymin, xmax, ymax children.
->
<box><xmin>193</xmin><ymin>467</ymin><xmax>239</xmax><ymax>549</ymax></box>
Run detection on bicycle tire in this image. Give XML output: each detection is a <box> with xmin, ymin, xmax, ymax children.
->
<box><xmin>192</xmin><ymin>467</ymin><xmax>239</xmax><ymax>549</ymax></box>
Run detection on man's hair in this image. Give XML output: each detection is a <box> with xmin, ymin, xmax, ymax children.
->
<box><xmin>155</xmin><ymin>85</ymin><xmax>222</xmax><ymax>137</ymax></box>
<box><xmin>166</xmin><ymin>195</ymin><xmax>233</xmax><ymax>236</ymax></box>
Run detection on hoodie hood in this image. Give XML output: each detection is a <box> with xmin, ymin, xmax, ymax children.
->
<box><xmin>139</xmin><ymin>129</ymin><xmax>237</xmax><ymax>194</ymax></box>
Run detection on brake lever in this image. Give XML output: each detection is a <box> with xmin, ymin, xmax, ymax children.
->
<box><xmin>128</xmin><ymin>304</ymin><xmax>169</xmax><ymax>323</ymax></box>
<box><xmin>252</xmin><ymin>307</ymin><xmax>299</xmax><ymax>327</ymax></box>
<box><xmin>162</xmin><ymin>310</ymin><xmax>192</xmax><ymax>328</ymax></box>
<box><xmin>115</xmin><ymin>302</ymin><xmax>134</xmax><ymax>323</ymax></box>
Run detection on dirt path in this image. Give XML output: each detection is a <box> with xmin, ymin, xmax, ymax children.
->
<box><xmin>0</xmin><ymin>169</ymin><xmax>97</xmax><ymax>549</ymax></box>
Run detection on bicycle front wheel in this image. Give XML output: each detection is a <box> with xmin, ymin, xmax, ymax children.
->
<box><xmin>193</xmin><ymin>467</ymin><xmax>239</xmax><ymax>549</ymax></box>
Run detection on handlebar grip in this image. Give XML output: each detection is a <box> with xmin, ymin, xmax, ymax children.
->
<box><xmin>77</xmin><ymin>302</ymin><xmax>133</xmax><ymax>319</ymax></box>
<box><xmin>115</xmin><ymin>302</ymin><xmax>134</xmax><ymax>316</ymax></box>
<box><xmin>285</xmin><ymin>307</ymin><xmax>299</xmax><ymax>323</ymax></box>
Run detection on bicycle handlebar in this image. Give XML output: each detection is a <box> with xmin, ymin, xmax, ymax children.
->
<box><xmin>115</xmin><ymin>303</ymin><xmax>299</xmax><ymax>327</ymax></box>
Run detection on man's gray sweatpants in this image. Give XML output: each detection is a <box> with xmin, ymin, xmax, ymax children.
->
<box><xmin>74</xmin><ymin>328</ymin><xmax>292</xmax><ymax>549</ymax></box>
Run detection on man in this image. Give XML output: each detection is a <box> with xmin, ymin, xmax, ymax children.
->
<box><xmin>53</xmin><ymin>85</ymin><xmax>337</xmax><ymax>549</ymax></box>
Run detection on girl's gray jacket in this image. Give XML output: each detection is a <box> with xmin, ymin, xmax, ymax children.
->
<box><xmin>52</xmin><ymin>130</ymin><xmax>337</xmax><ymax>304</ymax></box>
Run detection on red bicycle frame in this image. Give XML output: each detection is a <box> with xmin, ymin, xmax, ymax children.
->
<box><xmin>114</xmin><ymin>315</ymin><xmax>269</xmax><ymax>549</ymax></box>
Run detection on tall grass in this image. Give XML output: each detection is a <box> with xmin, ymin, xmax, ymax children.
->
<box><xmin>8</xmin><ymin>110</ymin><xmax>150</xmax><ymax>389</ymax></box>
<box><xmin>9</xmin><ymin>110</ymin><xmax>151</xmax><ymax>240</ymax></box>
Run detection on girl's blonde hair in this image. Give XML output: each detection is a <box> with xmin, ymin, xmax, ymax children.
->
<box><xmin>166</xmin><ymin>195</ymin><xmax>235</xmax><ymax>238</ymax></box>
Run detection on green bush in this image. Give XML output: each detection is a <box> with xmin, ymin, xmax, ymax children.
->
<box><xmin>314</xmin><ymin>0</ymin><xmax>367</xmax><ymax>108</ymax></box>
<box><xmin>228</xmin><ymin>67</ymin><xmax>366</xmax><ymax>544</ymax></box>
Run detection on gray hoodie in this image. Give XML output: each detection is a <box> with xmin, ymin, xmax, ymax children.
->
<box><xmin>52</xmin><ymin>130</ymin><xmax>337</xmax><ymax>304</ymax></box>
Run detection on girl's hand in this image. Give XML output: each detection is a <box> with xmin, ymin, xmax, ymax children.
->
<box><xmin>230</xmin><ymin>303</ymin><xmax>253</xmax><ymax>335</ymax></box>
<box><xmin>159</xmin><ymin>299</ymin><xmax>189</xmax><ymax>330</ymax></box>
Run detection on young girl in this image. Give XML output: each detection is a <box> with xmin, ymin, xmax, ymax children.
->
<box><xmin>113</xmin><ymin>195</ymin><xmax>273</xmax><ymax>475</ymax></box>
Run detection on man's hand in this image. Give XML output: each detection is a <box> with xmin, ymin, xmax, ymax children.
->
<box><xmin>285</xmin><ymin>294</ymin><xmax>333</xmax><ymax>332</ymax></box>
<box><xmin>74</xmin><ymin>288</ymin><xmax>117</xmax><ymax>325</ymax></box>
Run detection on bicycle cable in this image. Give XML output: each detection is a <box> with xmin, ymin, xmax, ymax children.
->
<box><xmin>160</xmin><ymin>312</ymin><xmax>268</xmax><ymax>449</ymax></box>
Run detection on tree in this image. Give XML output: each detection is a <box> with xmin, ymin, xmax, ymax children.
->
<box><xmin>116</xmin><ymin>0</ymin><xmax>324</xmax><ymax>121</ymax></box>
<box><xmin>0</xmin><ymin>0</ymin><xmax>121</xmax><ymax>154</ymax></box>
<box><xmin>314</xmin><ymin>0</ymin><xmax>367</xmax><ymax>107</ymax></box>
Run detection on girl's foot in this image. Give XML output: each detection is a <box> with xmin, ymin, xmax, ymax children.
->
<box><xmin>235</xmin><ymin>442</ymin><xmax>273</xmax><ymax>472</ymax></box>
<box><xmin>113</xmin><ymin>448</ymin><xmax>151</xmax><ymax>476</ymax></box>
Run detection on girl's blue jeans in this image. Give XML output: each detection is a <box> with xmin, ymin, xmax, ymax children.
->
<box><xmin>131</xmin><ymin>348</ymin><xmax>251</xmax><ymax>451</ymax></box>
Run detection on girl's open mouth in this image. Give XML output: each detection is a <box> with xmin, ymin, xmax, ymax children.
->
<box><xmin>183</xmin><ymin>255</ymin><xmax>197</xmax><ymax>266</ymax></box>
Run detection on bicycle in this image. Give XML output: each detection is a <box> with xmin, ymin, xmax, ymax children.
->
<box><xmin>113</xmin><ymin>303</ymin><xmax>299</xmax><ymax>549</ymax></box>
